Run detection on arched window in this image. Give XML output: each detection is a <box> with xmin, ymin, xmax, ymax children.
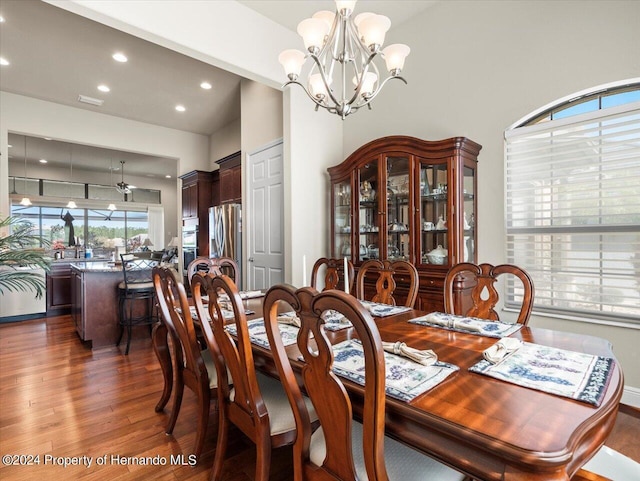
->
<box><xmin>504</xmin><ymin>79</ymin><xmax>640</xmax><ymax>326</ymax></box>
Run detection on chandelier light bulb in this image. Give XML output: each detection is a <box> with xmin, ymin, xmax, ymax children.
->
<box><xmin>382</xmin><ymin>44</ymin><xmax>411</xmax><ymax>74</ymax></box>
<box><xmin>357</xmin><ymin>14</ymin><xmax>391</xmax><ymax>49</ymax></box>
<box><xmin>309</xmin><ymin>73</ymin><xmax>331</xmax><ymax>100</ymax></box>
<box><xmin>312</xmin><ymin>10</ymin><xmax>335</xmax><ymax>30</ymax></box>
<box><xmin>354</xmin><ymin>12</ymin><xmax>374</xmax><ymax>28</ymax></box>
<box><xmin>278</xmin><ymin>49</ymin><xmax>306</xmax><ymax>80</ymax></box>
<box><xmin>297</xmin><ymin>17</ymin><xmax>329</xmax><ymax>52</ymax></box>
<box><xmin>354</xmin><ymin>72</ymin><xmax>378</xmax><ymax>96</ymax></box>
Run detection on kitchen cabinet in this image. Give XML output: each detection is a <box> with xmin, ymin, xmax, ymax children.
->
<box><xmin>328</xmin><ymin>136</ymin><xmax>481</xmax><ymax>312</ymax></box>
<box><xmin>46</xmin><ymin>262</ymin><xmax>72</xmax><ymax>315</ymax></box>
<box><xmin>216</xmin><ymin>151</ymin><xmax>241</xmax><ymax>204</ymax></box>
<box><xmin>180</xmin><ymin>170</ymin><xmax>214</xmax><ymax>257</ymax></box>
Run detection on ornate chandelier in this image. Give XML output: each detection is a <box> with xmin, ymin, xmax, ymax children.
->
<box><xmin>278</xmin><ymin>0</ymin><xmax>410</xmax><ymax>120</ymax></box>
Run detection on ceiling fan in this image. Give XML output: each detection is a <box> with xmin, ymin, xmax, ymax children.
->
<box><xmin>115</xmin><ymin>160</ymin><xmax>133</xmax><ymax>194</ymax></box>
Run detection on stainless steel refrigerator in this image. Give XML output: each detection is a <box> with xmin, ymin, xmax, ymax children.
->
<box><xmin>209</xmin><ymin>204</ymin><xmax>242</xmax><ymax>286</ymax></box>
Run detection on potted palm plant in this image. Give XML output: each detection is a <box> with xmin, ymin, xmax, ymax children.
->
<box><xmin>0</xmin><ymin>216</ymin><xmax>51</xmax><ymax>299</ymax></box>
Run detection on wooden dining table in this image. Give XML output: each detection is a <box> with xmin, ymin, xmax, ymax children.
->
<box><xmin>154</xmin><ymin>293</ymin><xmax>624</xmax><ymax>481</ymax></box>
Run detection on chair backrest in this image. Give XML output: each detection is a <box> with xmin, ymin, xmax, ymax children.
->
<box><xmin>187</xmin><ymin>256</ymin><xmax>239</xmax><ymax>286</ymax></box>
<box><xmin>263</xmin><ymin>285</ymin><xmax>389</xmax><ymax>481</ymax></box>
<box><xmin>153</xmin><ymin>265</ymin><xmax>210</xmax><ymax>388</ymax></box>
<box><xmin>194</xmin><ymin>273</ymin><xmax>268</xmax><ymax>431</ymax></box>
<box><xmin>444</xmin><ymin>262</ymin><xmax>534</xmax><ymax>325</ymax></box>
<box><xmin>356</xmin><ymin>259</ymin><xmax>419</xmax><ymax>308</ymax></box>
<box><xmin>121</xmin><ymin>254</ymin><xmax>156</xmax><ymax>287</ymax></box>
<box><xmin>310</xmin><ymin>257</ymin><xmax>355</xmax><ymax>293</ymax></box>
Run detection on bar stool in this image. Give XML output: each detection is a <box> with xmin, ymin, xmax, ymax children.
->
<box><xmin>117</xmin><ymin>254</ymin><xmax>157</xmax><ymax>354</ymax></box>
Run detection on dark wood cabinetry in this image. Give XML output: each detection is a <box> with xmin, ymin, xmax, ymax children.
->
<box><xmin>216</xmin><ymin>151</ymin><xmax>241</xmax><ymax>204</ymax></box>
<box><xmin>46</xmin><ymin>263</ymin><xmax>73</xmax><ymax>315</ymax></box>
<box><xmin>180</xmin><ymin>170</ymin><xmax>214</xmax><ymax>257</ymax></box>
<box><xmin>328</xmin><ymin>136</ymin><xmax>481</xmax><ymax>312</ymax></box>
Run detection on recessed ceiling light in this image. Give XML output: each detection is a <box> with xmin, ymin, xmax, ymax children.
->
<box><xmin>97</xmin><ymin>84</ymin><xmax>110</xmax><ymax>93</ymax></box>
<box><xmin>112</xmin><ymin>52</ymin><xmax>128</xmax><ymax>63</ymax></box>
<box><xmin>165</xmin><ymin>175</ymin><xmax>172</xmax><ymax>179</ymax></box>
<box><xmin>0</xmin><ymin>16</ymin><xmax>5</xmax><ymax>23</ymax></box>
<box><xmin>0</xmin><ymin>57</ymin><xmax>9</xmax><ymax>66</ymax></box>
<box><xmin>175</xmin><ymin>105</ymin><xmax>186</xmax><ymax>112</ymax></box>
<box><xmin>200</xmin><ymin>81</ymin><xmax>212</xmax><ymax>90</ymax></box>
<box><xmin>39</xmin><ymin>159</ymin><xmax>48</xmax><ymax>164</ymax></box>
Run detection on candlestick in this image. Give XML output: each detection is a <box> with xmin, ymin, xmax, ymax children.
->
<box><xmin>344</xmin><ymin>257</ymin><xmax>349</xmax><ymax>295</ymax></box>
<box><xmin>302</xmin><ymin>255</ymin><xmax>307</xmax><ymax>286</ymax></box>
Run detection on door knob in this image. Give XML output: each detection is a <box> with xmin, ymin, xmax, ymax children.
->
<box><xmin>248</xmin><ymin>257</ymin><xmax>254</xmax><ymax>262</ymax></box>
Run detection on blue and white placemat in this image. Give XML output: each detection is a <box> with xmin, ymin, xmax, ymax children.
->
<box><xmin>409</xmin><ymin>312</ymin><xmax>522</xmax><ymax>338</ymax></box>
<box><xmin>225</xmin><ymin>318</ymin><xmax>299</xmax><ymax>349</ymax></box>
<box><xmin>331</xmin><ymin>339</ymin><xmax>458</xmax><ymax>402</ymax></box>
<box><xmin>360</xmin><ymin>300</ymin><xmax>412</xmax><ymax>317</ymax></box>
<box><xmin>469</xmin><ymin>342</ymin><xmax>615</xmax><ymax>406</ymax></box>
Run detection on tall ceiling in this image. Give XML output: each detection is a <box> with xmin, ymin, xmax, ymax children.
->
<box><xmin>1</xmin><ymin>1</ymin><xmax>437</xmax><ymax>177</ymax></box>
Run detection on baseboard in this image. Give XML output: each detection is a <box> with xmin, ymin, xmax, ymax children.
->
<box><xmin>621</xmin><ymin>385</ymin><xmax>640</xmax><ymax>409</ymax></box>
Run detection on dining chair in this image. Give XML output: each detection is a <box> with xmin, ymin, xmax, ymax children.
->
<box><xmin>187</xmin><ymin>256</ymin><xmax>239</xmax><ymax>286</ymax></box>
<box><xmin>356</xmin><ymin>259</ymin><xmax>419</xmax><ymax>308</ymax></box>
<box><xmin>152</xmin><ymin>265</ymin><xmax>221</xmax><ymax>460</ymax></box>
<box><xmin>117</xmin><ymin>254</ymin><xmax>158</xmax><ymax>354</ymax></box>
<box><xmin>262</xmin><ymin>285</ymin><xmax>466</xmax><ymax>481</ymax></box>
<box><xmin>310</xmin><ymin>257</ymin><xmax>355</xmax><ymax>293</ymax></box>
<box><xmin>194</xmin><ymin>272</ymin><xmax>317</xmax><ymax>481</ymax></box>
<box><xmin>444</xmin><ymin>262</ymin><xmax>534</xmax><ymax>325</ymax></box>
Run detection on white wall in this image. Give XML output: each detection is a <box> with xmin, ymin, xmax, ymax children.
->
<box><xmin>0</xmin><ymin>91</ymin><xmax>211</xmax><ymax>246</ymax></box>
<box><xmin>343</xmin><ymin>0</ymin><xmax>640</xmax><ymax>392</ymax></box>
<box><xmin>209</xmin><ymin>118</ymin><xmax>241</xmax><ymax>168</ymax></box>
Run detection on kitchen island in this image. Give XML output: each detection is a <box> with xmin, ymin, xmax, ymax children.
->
<box><xmin>70</xmin><ymin>262</ymin><xmax>129</xmax><ymax>349</ymax></box>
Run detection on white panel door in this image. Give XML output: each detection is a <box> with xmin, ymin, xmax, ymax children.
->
<box><xmin>247</xmin><ymin>140</ymin><xmax>284</xmax><ymax>290</ymax></box>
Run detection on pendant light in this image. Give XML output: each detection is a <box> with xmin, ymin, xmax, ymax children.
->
<box><xmin>66</xmin><ymin>144</ymin><xmax>77</xmax><ymax>209</ymax></box>
<box><xmin>19</xmin><ymin>136</ymin><xmax>32</xmax><ymax>206</ymax></box>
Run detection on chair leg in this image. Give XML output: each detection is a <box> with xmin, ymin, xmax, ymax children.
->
<box><xmin>166</xmin><ymin>374</ymin><xmax>184</xmax><ymax>435</ymax></box>
<box><xmin>193</xmin><ymin>387</ymin><xmax>210</xmax><ymax>460</ymax></box>
<box><xmin>211</xmin><ymin>402</ymin><xmax>229</xmax><ymax>481</ymax></box>
<box><xmin>254</xmin><ymin>437</ymin><xmax>272</xmax><ymax>481</ymax></box>
<box><xmin>152</xmin><ymin>324</ymin><xmax>172</xmax><ymax>412</ymax></box>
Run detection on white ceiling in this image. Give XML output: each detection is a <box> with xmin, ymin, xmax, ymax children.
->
<box><xmin>237</xmin><ymin>1</ymin><xmax>438</xmax><ymax>33</ymax></box>
<box><xmin>1</xmin><ymin>0</ymin><xmax>437</xmax><ymax>177</ymax></box>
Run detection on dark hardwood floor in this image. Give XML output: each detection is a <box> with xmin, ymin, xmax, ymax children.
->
<box><xmin>0</xmin><ymin>315</ymin><xmax>638</xmax><ymax>480</ymax></box>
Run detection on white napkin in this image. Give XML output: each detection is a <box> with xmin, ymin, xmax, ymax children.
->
<box><xmin>483</xmin><ymin>337</ymin><xmax>523</xmax><ymax>364</ymax></box>
<box><xmin>423</xmin><ymin>312</ymin><xmax>483</xmax><ymax>333</ymax></box>
<box><xmin>277</xmin><ymin>313</ymin><xmax>301</xmax><ymax>328</ymax></box>
<box><xmin>382</xmin><ymin>341</ymin><xmax>438</xmax><ymax>366</ymax></box>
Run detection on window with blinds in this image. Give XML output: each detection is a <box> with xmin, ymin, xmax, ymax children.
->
<box><xmin>505</xmin><ymin>101</ymin><xmax>640</xmax><ymax>325</ymax></box>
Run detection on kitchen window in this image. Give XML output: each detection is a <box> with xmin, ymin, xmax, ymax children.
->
<box><xmin>504</xmin><ymin>81</ymin><xmax>640</xmax><ymax>326</ymax></box>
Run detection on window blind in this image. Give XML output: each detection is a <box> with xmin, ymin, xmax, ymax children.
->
<box><xmin>505</xmin><ymin>101</ymin><xmax>640</xmax><ymax>324</ymax></box>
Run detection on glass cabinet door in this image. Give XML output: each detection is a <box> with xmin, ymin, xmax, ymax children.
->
<box><xmin>419</xmin><ymin>161</ymin><xmax>449</xmax><ymax>266</ymax></box>
<box><xmin>462</xmin><ymin>164</ymin><xmax>476</xmax><ymax>262</ymax></box>
<box><xmin>385</xmin><ymin>156</ymin><xmax>411</xmax><ymax>261</ymax></box>
<box><xmin>357</xmin><ymin>160</ymin><xmax>379</xmax><ymax>263</ymax></box>
<box><xmin>332</xmin><ymin>179</ymin><xmax>352</xmax><ymax>259</ymax></box>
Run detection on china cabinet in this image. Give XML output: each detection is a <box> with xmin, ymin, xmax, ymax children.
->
<box><xmin>328</xmin><ymin>136</ymin><xmax>481</xmax><ymax>312</ymax></box>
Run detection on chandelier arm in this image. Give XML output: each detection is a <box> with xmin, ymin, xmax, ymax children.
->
<box><xmin>281</xmin><ymin>79</ymin><xmax>334</xmax><ymax>110</ymax></box>
<box><xmin>345</xmin><ymin>51</ymin><xmax>379</xmax><ymax>107</ymax></box>
<box><xmin>307</xmin><ymin>54</ymin><xmax>344</xmax><ymax>108</ymax></box>
<box><xmin>357</xmin><ymin>74</ymin><xmax>408</xmax><ymax>106</ymax></box>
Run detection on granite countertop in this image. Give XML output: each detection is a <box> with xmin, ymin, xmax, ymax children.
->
<box><xmin>70</xmin><ymin>262</ymin><xmax>123</xmax><ymax>273</ymax></box>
